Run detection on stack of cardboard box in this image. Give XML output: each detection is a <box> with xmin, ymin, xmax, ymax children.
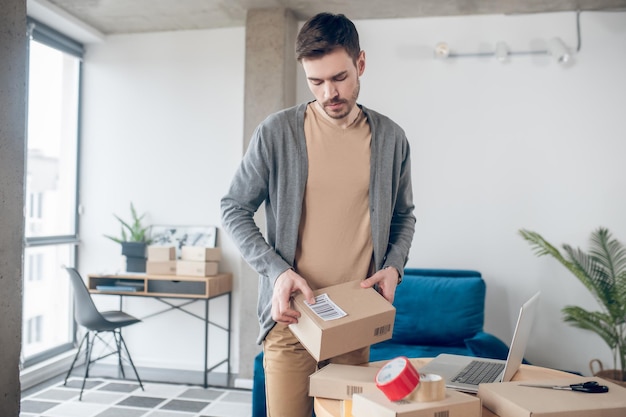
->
<box><xmin>146</xmin><ymin>245</ymin><xmax>222</xmax><ymax>277</ymax></box>
<box><xmin>309</xmin><ymin>363</ymin><xmax>481</xmax><ymax>417</ymax></box>
<box><xmin>296</xmin><ymin>280</ymin><xmax>480</xmax><ymax>417</ymax></box>
<box><xmin>176</xmin><ymin>246</ymin><xmax>221</xmax><ymax>277</ymax></box>
<box><xmin>146</xmin><ymin>246</ymin><xmax>177</xmax><ymax>275</ymax></box>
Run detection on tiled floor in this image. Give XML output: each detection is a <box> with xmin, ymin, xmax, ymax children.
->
<box><xmin>21</xmin><ymin>378</ymin><xmax>252</xmax><ymax>417</ymax></box>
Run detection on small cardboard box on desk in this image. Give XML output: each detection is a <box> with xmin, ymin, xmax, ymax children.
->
<box><xmin>478</xmin><ymin>377</ymin><xmax>626</xmax><ymax>417</ymax></box>
<box><xmin>351</xmin><ymin>389</ymin><xmax>481</xmax><ymax>417</ymax></box>
<box><xmin>181</xmin><ymin>246</ymin><xmax>222</xmax><ymax>262</ymax></box>
<box><xmin>310</xmin><ymin>363</ymin><xmax>380</xmax><ymax>400</ymax></box>
<box><xmin>146</xmin><ymin>245</ymin><xmax>177</xmax><ymax>275</ymax></box>
<box><xmin>310</xmin><ymin>363</ymin><xmax>380</xmax><ymax>417</ymax></box>
<box><xmin>176</xmin><ymin>246</ymin><xmax>221</xmax><ymax>277</ymax></box>
<box><xmin>289</xmin><ymin>280</ymin><xmax>395</xmax><ymax>362</ymax></box>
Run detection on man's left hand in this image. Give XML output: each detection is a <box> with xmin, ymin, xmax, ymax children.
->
<box><xmin>360</xmin><ymin>267</ymin><xmax>400</xmax><ymax>304</ymax></box>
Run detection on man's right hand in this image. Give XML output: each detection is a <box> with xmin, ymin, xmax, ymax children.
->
<box><xmin>271</xmin><ymin>269</ymin><xmax>315</xmax><ymax>324</ymax></box>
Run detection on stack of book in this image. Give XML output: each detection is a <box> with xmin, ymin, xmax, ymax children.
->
<box><xmin>96</xmin><ymin>280</ymin><xmax>144</xmax><ymax>292</ymax></box>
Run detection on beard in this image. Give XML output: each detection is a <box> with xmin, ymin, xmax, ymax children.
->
<box><xmin>321</xmin><ymin>78</ymin><xmax>360</xmax><ymax>120</ymax></box>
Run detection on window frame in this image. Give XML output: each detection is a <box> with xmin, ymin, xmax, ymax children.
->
<box><xmin>22</xmin><ymin>18</ymin><xmax>84</xmax><ymax>368</ymax></box>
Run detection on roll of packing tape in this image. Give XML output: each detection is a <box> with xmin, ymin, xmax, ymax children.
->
<box><xmin>375</xmin><ymin>357</ymin><xmax>446</xmax><ymax>402</ymax></box>
<box><xmin>408</xmin><ymin>373</ymin><xmax>446</xmax><ymax>402</ymax></box>
<box><xmin>375</xmin><ymin>357</ymin><xmax>420</xmax><ymax>401</ymax></box>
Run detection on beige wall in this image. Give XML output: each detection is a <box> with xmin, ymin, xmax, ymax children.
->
<box><xmin>0</xmin><ymin>0</ymin><xmax>26</xmax><ymax>414</ymax></box>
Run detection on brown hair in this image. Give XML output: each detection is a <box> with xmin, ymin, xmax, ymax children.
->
<box><xmin>295</xmin><ymin>13</ymin><xmax>361</xmax><ymax>63</ymax></box>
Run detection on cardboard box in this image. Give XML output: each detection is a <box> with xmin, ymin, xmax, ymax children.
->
<box><xmin>341</xmin><ymin>399</ymin><xmax>353</xmax><ymax>417</ymax></box>
<box><xmin>289</xmin><ymin>280</ymin><xmax>395</xmax><ymax>361</ymax></box>
<box><xmin>147</xmin><ymin>245</ymin><xmax>176</xmax><ymax>261</ymax></box>
<box><xmin>352</xmin><ymin>388</ymin><xmax>481</xmax><ymax>417</ymax></box>
<box><xmin>181</xmin><ymin>246</ymin><xmax>222</xmax><ymax>262</ymax></box>
<box><xmin>176</xmin><ymin>260</ymin><xmax>219</xmax><ymax>277</ymax></box>
<box><xmin>146</xmin><ymin>260</ymin><xmax>177</xmax><ymax>275</ymax></box>
<box><xmin>309</xmin><ymin>363</ymin><xmax>380</xmax><ymax>400</ymax></box>
<box><xmin>478</xmin><ymin>377</ymin><xmax>626</xmax><ymax>417</ymax></box>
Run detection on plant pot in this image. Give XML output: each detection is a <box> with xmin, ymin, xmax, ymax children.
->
<box><xmin>121</xmin><ymin>242</ymin><xmax>147</xmax><ymax>272</ymax></box>
<box><xmin>125</xmin><ymin>256</ymin><xmax>146</xmax><ymax>273</ymax></box>
<box><xmin>590</xmin><ymin>359</ymin><xmax>626</xmax><ymax>387</ymax></box>
<box><xmin>121</xmin><ymin>242</ymin><xmax>147</xmax><ymax>258</ymax></box>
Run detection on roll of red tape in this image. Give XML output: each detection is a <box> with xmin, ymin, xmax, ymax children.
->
<box><xmin>375</xmin><ymin>356</ymin><xmax>420</xmax><ymax>401</ymax></box>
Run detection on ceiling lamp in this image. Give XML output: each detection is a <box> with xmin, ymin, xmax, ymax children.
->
<box><xmin>434</xmin><ymin>42</ymin><xmax>450</xmax><ymax>59</ymax></box>
<box><xmin>547</xmin><ymin>37</ymin><xmax>570</xmax><ymax>63</ymax></box>
<box><xmin>432</xmin><ymin>10</ymin><xmax>581</xmax><ymax>65</ymax></box>
<box><xmin>494</xmin><ymin>41</ymin><xmax>509</xmax><ymax>63</ymax></box>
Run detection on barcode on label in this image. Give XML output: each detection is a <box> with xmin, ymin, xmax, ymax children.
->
<box><xmin>305</xmin><ymin>294</ymin><xmax>347</xmax><ymax>321</ymax></box>
<box><xmin>374</xmin><ymin>324</ymin><xmax>391</xmax><ymax>337</ymax></box>
<box><xmin>346</xmin><ymin>385</ymin><xmax>363</xmax><ymax>396</ymax></box>
<box><xmin>434</xmin><ymin>411</ymin><xmax>449</xmax><ymax>417</ymax></box>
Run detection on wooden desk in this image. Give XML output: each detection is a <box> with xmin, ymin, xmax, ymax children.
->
<box><xmin>314</xmin><ymin>358</ymin><xmax>573</xmax><ymax>417</ymax></box>
<box><xmin>88</xmin><ymin>272</ymin><xmax>232</xmax><ymax>387</ymax></box>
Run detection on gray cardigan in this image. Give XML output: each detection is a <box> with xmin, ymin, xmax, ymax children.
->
<box><xmin>221</xmin><ymin>102</ymin><xmax>416</xmax><ymax>343</ymax></box>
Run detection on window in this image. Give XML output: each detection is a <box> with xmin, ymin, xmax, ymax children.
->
<box><xmin>22</xmin><ymin>19</ymin><xmax>83</xmax><ymax>366</ymax></box>
<box><xmin>26</xmin><ymin>252</ymin><xmax>43</xmax><ymax>282</ymax></box>
<box><xmin>26</xmin><ymin>316</ymin><xmax>43</xmax><ymax>345</ymax></box>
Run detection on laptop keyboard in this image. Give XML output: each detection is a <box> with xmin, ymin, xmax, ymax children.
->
<box><xmin>451</xmin><ymin>360</ymin><xmax>505</xmax><ymax>385</ymax></box>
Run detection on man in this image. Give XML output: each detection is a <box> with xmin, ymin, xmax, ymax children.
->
<box><xmin>221</xmin><ymin>12</ymin><xmax>415</xmax><ymax>417</ymax></box>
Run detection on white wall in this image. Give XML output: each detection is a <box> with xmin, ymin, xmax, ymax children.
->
<box><xmin>333</xmin><ymin>11</ymin><xmax>625</xmax><ymax>376</ymax></box>
<box><xmin>79</xmin><ymin>27</ymin><xmax>245</xmax><ymax>373</ymax></box>
<box><xmin>79</xmin><ymin>10</ymin><xmax>626</xmax><ymax>378</ymax></box>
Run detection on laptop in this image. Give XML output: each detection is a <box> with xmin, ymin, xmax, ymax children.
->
<box><xmin>419</xmin><ymin>291</ymin><xmax>540</xmax><ymax>393</ymax></box>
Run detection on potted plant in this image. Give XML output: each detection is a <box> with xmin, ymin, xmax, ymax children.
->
<box><xmin>104</xmin><ymin>202</ymin><xmax>152</xmax><ymax>272</ymax></box>
<box><xmin>519</xmin><ymin>227</ymin><xmax>626</xmax><ymax>385</ymax></box>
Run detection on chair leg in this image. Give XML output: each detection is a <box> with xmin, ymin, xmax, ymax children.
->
<box><xmin>79</xmin><ymin>332</ymin><xmax>95</xmax><ymax>401</ymax></box>
<box><xmin>64</xmin><ymin>332</ymin><xmax>88</xmax><ymax>385</ymax></box>
<box><xmin>113</xmin><ymin>330</ymin><xmax>127</xmax><ymax>380</ymax></box>
<box><xmin>117</xmin><ymin>331</ymin><xmax>144</xmax><ymax>391</ymax></box>
<box><xmin>84</xmin><ymin>332</ymin><xmax>93</xmax><ymax>379</ymax></box>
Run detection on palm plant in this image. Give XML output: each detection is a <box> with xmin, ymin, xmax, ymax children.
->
<box><xmin>104</xmin><ymin>202</ymin><xmax>152</xmax><ymax>244</ymax></box>
<box><xmin>519</xmin><ymin>227</ymin><xmax>626</xmax><ymax>379</ymax></box>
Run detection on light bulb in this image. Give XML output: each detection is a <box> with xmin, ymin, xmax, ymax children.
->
<box><xmin>434</xmin><ymin>42</ymin><xmax>450</xmax><ymax>59</ymax></box>
<box><xmin>495</xmin><ymin>41</ymin><xmax>509</xmax><ymax>62</ymax></box>
<box><xmin>547</xmin><ymin>37</ymin><xmax>570</xmax><ymax>64</ymax></box>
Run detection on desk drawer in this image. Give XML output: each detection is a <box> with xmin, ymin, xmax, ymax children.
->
<box><xmin>148</xmin><ymin>279</ymin><xmax>206</xmax><ymax>296</ymax></box>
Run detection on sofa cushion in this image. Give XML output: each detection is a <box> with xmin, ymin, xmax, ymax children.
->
<box><xmin>253</xmin><ymin>351</ymin><xmax>266</xmax><ymax>417</ymax></box>
<box><xmin>464</xmin><ymin>331</ymin><xmax>510</xmax><ymax>360</ymax></box>
<box><xmin>370</xmin><ymin>340</ymin><xmax>472</xmax><ymax>363</ymax></box>
<box><xmin>392</xmin><ymin>271</ymin><xmax>485</xmax><ymax>345</ymax></box>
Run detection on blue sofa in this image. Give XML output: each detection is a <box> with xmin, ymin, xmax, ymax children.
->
<box><xmin>252</xmin><ymin>268</ymin><xmax>510</xmax><ymax>417</ymax></box>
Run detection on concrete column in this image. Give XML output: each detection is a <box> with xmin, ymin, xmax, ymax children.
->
<box><xmin>238</xmin><ymin>8</ymin><xmax>297</xmax><ymax>379</ymax></box>
<box><xmin>0</xmin><ymin>0</ymin><xmax>27</xmax><ymax>414</ymax></box>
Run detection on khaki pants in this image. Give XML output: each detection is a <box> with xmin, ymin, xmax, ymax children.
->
<box><xmin>263</xmin><ymin>323</ymin><xmax>369</xmax><ymax>417</ymax></box>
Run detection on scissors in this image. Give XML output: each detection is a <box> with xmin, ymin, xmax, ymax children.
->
<box><xmin>519</xmin><ymin>381</ymin><xmax>609</xmax><ymax>393</ymax></box>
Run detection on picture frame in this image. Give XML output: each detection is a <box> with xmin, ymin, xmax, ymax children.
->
<box><xmin>149</xmin><ymin>225</ymin><xmax>217</xmax><ymax>254</ymax></box>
